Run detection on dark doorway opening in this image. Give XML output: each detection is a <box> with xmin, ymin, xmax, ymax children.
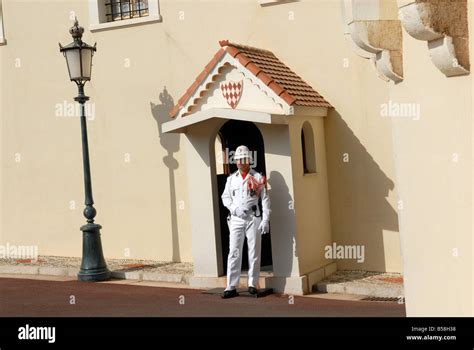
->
<box><xmin>216</xmin><ymin>120</ymin><xmax>273</xmax><ymax>274</ymax></box>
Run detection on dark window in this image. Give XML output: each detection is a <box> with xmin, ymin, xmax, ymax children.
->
<box><xmin>105</xmin><ymin>0</ymin><xmax>149</xmax><ymax>22</ymax></box>
<box><xmin>301</xmin><ymin>121</ymin><xmax>317</xmax><ymax>174</ymax></box>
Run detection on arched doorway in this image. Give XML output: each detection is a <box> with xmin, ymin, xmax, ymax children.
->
<box><xmin>215</xmin><ymin>120</ymin><xmax>273</xmax><ymax>273</ymax></box>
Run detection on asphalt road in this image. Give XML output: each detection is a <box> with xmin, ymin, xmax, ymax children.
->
<box><xmin>0</xmin><ymin>277</ymin><xmax>406</xmax><ymax>317</ymax></box>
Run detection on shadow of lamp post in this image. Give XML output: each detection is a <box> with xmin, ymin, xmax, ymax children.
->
<box><xmin>59</xmin><ymin>19</ymin><xmax>110</xmax><ymax>281</ymax></box>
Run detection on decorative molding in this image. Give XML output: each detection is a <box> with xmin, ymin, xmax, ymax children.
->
<box><xmin>398</xmin><ymin>0</ymin><xmax>470</xmax><ymax>76</ymax></box>
<box><xmin>342</xmin><ymin>0</ymin><xmax>403</xmax><ymax>83</ymax></box>
<box><xmin>176</xmin><ymin>53</ymin><xmax>293</xmax><ymax>118</ymax></box>
<box><xmin>180</xmin><ymin>63</ymin><xmax>231</xmax><ymax>117</ymax></box>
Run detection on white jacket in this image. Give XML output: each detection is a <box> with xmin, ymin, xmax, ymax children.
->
<box><xmin>221</xmin><ymin>169</ymin><xmax>271</xmax><ymax>222</ymax></box>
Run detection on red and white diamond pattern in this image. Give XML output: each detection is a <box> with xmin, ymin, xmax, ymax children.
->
<box><xmin>220</xmin><ymin>81</ymin><xmax>243</xmax><ymax>109</ymax></box>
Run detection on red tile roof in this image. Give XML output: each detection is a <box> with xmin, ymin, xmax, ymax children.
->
<box><xmin>169</xmin><ymin>40</ymin><xmax>332</xmax><ymax>118</ymax></box>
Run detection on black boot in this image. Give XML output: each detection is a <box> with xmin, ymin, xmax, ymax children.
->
<box><xmin>248</xmin><ymin>286</ymin><xmax>258</xmax><ymax>295</ymax></box>
<box><xmin>222</xmin><ymin>289</ymin><xmax>239</xmax><ymax>299</ymax></box>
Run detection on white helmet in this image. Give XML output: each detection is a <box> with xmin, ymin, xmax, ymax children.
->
<box><xmin>234</xmin><ymin>145</ymin><xmax>251</xmax><ymax>160</ymax></box>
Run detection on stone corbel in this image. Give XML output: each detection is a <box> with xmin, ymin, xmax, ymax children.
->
<box><xmin>398</xmin><ymin>0</ymin><xmax>470</xmax><ymax>77</ymax></box>
<box><xmin>342</xmin><ymin>1</ymin><xmax>404</xmax><ymax>83</ymax></box>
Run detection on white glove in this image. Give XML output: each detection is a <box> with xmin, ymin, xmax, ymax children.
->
<box><xmin>258</xmin><ymin>220</ymin><xmax>270</xmax><ymax>235</ymax></box>
<box><xmin>234</xmin><ymin>206</ymin><xmax>249</xmax><ymax>219</ymax></box>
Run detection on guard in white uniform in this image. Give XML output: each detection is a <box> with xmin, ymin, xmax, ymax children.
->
<box><xmin>221</xmin><ymin>145</ymin><xmax>271</xmax><ymax>298</ymax></box>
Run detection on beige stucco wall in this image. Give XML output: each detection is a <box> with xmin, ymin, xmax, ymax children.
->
<box><xmin>258</xmin><ymin>122</ymin><xmax>300</xmax><ymax>278</ymax></box>
<box><xmin>0</xmin><ymin>0</ymin><xmax>401</xmax><ymax>269</ymax></box>
<box><xmin>183</xmin><ymin>118</ymin><xmax>224</xmax><ymax>276</ymax></box>
<box><xmin>0</xmin><ymin>0</ymin><xmax>201</xmax><ymax>262</ymax></box>
<box><xmin>385</xmin><ymin>0</ymin><xmax>473</xmax><ymax>317</ymax></box>
<box><xmin>288</xmin><ymin>115</ymin><xmax>333</xmax><ymax>276</ymax></box>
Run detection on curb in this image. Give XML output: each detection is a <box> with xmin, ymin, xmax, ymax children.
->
<box><xmin>316</xmin><ymin>281</ymin><xmax>404</xmax><ymax>298</ymax></box>
<box><xmin>0</xmin><ymin>265</ymin><xmax>189</xmax><ymax>285</ymax></box>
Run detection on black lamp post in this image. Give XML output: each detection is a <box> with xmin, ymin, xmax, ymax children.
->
<box><xmin>60</xmin><ymin>19</ymin><xmax>110</xmax><ymax>281</ymax></box>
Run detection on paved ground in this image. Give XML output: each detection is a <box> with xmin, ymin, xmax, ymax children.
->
<box><xmin>0</xmin><ymin>276</ymin><xmax>406</xmax><ymax>317</ymax></box>
<box><xmin>0</xmin><ymin>256</ymin><xmax>405</xmax><ymax>299</ymax></box>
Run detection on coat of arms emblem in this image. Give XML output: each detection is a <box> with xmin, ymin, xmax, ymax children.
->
<box><xmin>220</xmin><ymin>80</ymin><xmax>243</xmax><ymax>109</ymax></box>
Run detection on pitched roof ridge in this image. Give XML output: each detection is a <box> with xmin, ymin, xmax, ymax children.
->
<box><xmin>219</xmin><ymin>40</ymin><xmax>275</xmax><ymax>56</ymax></box>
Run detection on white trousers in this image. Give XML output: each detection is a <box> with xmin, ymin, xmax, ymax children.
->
<box><xmin>225</xmin><ymin>215</ymin><xmax>262</xmax><ymax>291</ymax></box>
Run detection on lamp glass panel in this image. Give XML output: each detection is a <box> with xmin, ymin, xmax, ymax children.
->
<box><xmin>65</xmin><ymin>49</ymin><xmax>81</xmax><ymax>81</ymax></box>
<box><xmin>81</xmin><ymin>48</ymin><xmax>93</xmax><ymax>80</ymax></box>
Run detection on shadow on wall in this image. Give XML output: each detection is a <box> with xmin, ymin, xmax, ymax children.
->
<box><xmin>150</xmin><ymin>87</ymin><xmax>181</xmax><ymax>262</ymax></box>
<box><xmin>324</xmin><ymin>109</ymin><xmax>399</xmax><ymax>272</ymax></box>
<box><xmin>267</xmin><ymin>170</ymin><xmax>295</xmax><ymax>279</ymax></box>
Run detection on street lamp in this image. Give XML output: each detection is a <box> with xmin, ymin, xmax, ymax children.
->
<box><xmin>60</xmin><ymin>19</ymin><xmax>111</xmax><ymax>281</ymax></box>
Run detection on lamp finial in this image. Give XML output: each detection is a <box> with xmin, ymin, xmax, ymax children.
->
<box><xmin>69</xmin><ymin>18</ymin><xmax>84</xmax><ymax>41</ymax></box>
